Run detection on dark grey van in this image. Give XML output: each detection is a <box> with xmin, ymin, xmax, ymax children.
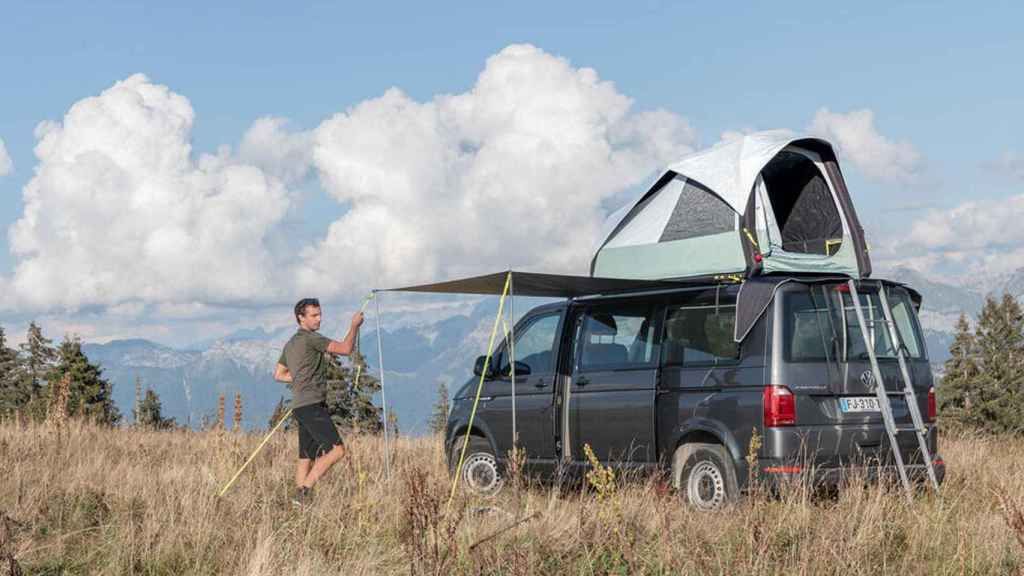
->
<box><xmin>445</xmin><ymin>277</ymin><xmax>945</xmax><ymax>509</ymax></box>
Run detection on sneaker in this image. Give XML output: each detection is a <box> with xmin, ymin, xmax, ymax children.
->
<box><xmin>291</xmin><ymin>486</ymin><xmax>313</xmax><ymax>507</ymax></box>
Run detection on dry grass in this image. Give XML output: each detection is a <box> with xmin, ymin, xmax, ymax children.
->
<box><xmin>1</xmin><ymin>421</ymin><xmax>1023</xmax><ymax>575</ymax></box>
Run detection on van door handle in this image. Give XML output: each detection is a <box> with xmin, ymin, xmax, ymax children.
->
<box><xmin>576</xmin><ymin>377</ymin><xmax>590</xmax><ymax>387</ymax></box>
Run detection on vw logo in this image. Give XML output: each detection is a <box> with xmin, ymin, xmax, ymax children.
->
<box><xmin>860</xmin><ymin>370</ymin><xmax>876</xmax><ymax>389</ymax></box>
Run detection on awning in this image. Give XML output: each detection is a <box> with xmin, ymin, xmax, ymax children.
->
<box><xmin>382</xmin><ymin>270</ymin><xmax>695</xmax><ymax>298</ymax></box>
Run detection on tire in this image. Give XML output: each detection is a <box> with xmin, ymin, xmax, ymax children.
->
<box><xmin>672</xmin><ymin>443</ymin><xmax>739</xmax><ymax>511</ymax></box>
<box><xmin>449</xmin><ymin>435</ymin><xmax>504</xmax><ymax>496</ymax></box>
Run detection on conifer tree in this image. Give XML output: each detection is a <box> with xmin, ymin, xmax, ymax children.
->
<box><xmin>323</xmin><ymin>349</ymin><xmax>383</xmax><ymax>433</ymax></box>
<box><xmin>136</xmin><ymin>388</ymin><xmax>174</xmax><ymax>429</ymax></box>
<box><xmin>938</xmin><ymin>314</ymin><xmax>980</xmax><ymax>427</ymax></box>
<box><xmin>971</xmin><ymin>294</ymin><xmax>1024</xmax><ymax>434</ymax></box>
<box><xmin>48</xmin><ymin>336</ymin><xmax>120</xmax><ymax>425</ymax></box>
<box><xmin>12</xmin><ymin>322</ymin><xmax>57</xmax><ymax>419</ymax></box>
<box><xmin>0</xmin><ymin>327</ymin><xmax>24</xmax><ymax>416</ymax></box>
<box><xmin>428</xmin><ymin>381</ymin><xmax>450</xmax><ymax>434</ymax></box>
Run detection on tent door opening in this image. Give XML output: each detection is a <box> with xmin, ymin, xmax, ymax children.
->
<box><xmin>755</xmin><ymin>146</ymin><xmax>849</xmax><ymax>258</ymax></box>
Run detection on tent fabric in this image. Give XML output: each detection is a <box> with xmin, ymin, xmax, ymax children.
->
<box><xmin>592</xmin><ymin>130</ymin><xmax>871</xmax><ymax>281</ymax></box>
<box><xmin>381</xmin><ymin>270</ymin><xmax>696</xmax><ymax>298</ymax></box>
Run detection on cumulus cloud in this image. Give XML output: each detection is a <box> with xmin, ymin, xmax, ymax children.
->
<box><xmin>301</xmin><ymin>44</ymin><xmax>696</xmax><ymax>295</ymax></box>
<box><xmin>4</xmin><ymin>45</ymin><xmax>696</xmax><ymax>314</ymax></box>
<box><xmin>989</xmin><ymin>151</ymin><xmax>1024</xmax><ymax>181</ymax></box>
<box><xmin>7</xmin><ymin>74</ymin><xmax>295</xmax><ymax>311</ymax></box>
<box><xmin>894</xmin><ymin>193</ymin><xmax>1024</xmax><ymax>277</ymax></box>
<box><xmin>0</xmin><ymin>137</ymin><xmax>12</xmax><ymax>176</ymax></box>
<box><xmin>808</xmin><ymin>108</ymin><xmax>922</xmax><ymax>184</ymax></box>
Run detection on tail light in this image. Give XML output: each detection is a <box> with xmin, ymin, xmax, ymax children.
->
<box><xmin>763</xmin><ymin>385</ymin><xmax>796</xmax><ymax>427</ymax></box>
<box><xmin>927</xmin><ymin>386</ymin><xmax>936</xmax><ymax>422</ymax></box>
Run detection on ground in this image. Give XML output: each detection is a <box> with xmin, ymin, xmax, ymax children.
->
<box><xmin>1</xmin><ymin>421</ymin><xmax>1022</xmax><ymax>575</ymax></box>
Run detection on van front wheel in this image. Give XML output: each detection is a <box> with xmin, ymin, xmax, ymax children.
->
<box><xmin>449</xmin><ymin>435</ymin><xmax>504</xmax><ymax>496</ymax></box>
<box><xmin>673</xmin><ymin>443</ymin><xmax>738</xmax><ymax>511</ymax></box>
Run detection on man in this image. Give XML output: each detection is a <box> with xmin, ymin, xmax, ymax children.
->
<box><xmin>274</xmin><ymin>297</ymin><xmax>364</xmax><ymax>506</ymax></box>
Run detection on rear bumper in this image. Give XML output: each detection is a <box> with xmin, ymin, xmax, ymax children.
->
<box><xmin>757</xmin><ymin>458</ymin><xmax>946</xmax><ymax>490</ymax></box>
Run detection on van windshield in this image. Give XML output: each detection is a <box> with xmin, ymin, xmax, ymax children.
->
<box><xmin>784</xmin><ymin>285</ymin><xmax>925</xmax><ymax>362</ymax></box>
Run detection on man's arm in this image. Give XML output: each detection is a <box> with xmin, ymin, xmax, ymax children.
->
<box><xmin>274</xmin><ymin>363</ymin><xmax>293</xmax><ymax>383</ymax></box>
<box><xmin>327</xmin><ymin>311</ymin><xmax>365</xmax><ymax>356</ymax></box>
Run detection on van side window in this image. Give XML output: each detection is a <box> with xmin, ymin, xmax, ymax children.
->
<box><xmin>497</xmin><ymin>313</ymin><xmax>560</xmax><ymax>376</ymax></box>
<box><xmin>578</xmin><ymin>307</ymin><xmax>656</xmax><ymax>371</ymax></box>
<box><xmin>662</xmin><ymin>305</ymin><xmax>738</xmax><ymax>366</ymax></box>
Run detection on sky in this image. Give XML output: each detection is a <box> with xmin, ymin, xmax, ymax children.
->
<box><xmin>1</xmin><ymin>1</ymin><xmax>1022</xmax><ymax>346</ymax></box>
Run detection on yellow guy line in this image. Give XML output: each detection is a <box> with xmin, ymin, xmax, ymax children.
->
<box><xmin>218</xmin><ymin>408</ymin><xmax>293</xmax><ymax>497</ymax></box>
<box><xmin>218</xmin><ymin>292</ymin><xmax>375</xmax><ymax>498</ymax></box>
<box><xmin>351</xmin><ymin>292</ymin><xmax>375</xmax><ymax>388</ymax></box>
<box><xmin>447</xmin><ymin>272</ymin><xmax>511</xmax><ymax>510</ymax></box>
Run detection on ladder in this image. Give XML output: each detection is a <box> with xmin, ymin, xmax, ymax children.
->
<box><xmin>846</xmin><ymin>279</ymin><xmax>940</xmax><ymax>496</ymax></box>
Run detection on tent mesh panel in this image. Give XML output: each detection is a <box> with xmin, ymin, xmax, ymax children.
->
<box><xmin>659</xmin><ymin>180</ymin><xmax>735</xmax><ymax>242</ymax></box>
<box><xmin>762</xmin><ymin>151</ymin><xmax>843</xmax><ymax>255</ymax></box>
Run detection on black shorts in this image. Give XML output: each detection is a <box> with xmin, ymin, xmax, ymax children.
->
<box><xmin>293</xmin><ymin>402</ymin><xmax>343</xmax><ymax>460</ymax></box>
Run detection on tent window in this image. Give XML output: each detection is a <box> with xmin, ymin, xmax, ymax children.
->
<box><xmin>761</xmin><ymin>151</ymin><xmax>843</xmax><ymax>255</ymax></box>
<box><xmin>659</xmin><ymin>180</ymin><xmax>735</xmax><ymax>242</ymax></box>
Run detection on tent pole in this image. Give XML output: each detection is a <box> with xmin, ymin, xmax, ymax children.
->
<box><xmin>375</xmin><ymin>291</ymin><xmax>391</xmax><ymax>481</ymax></box>
<box><xmin>509</xmin><ymin>271</ymin><xmax>516</xmax><ymax>448</ymax></box>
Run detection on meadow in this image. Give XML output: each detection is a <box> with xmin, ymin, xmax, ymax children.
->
<box><xmin>1</xmin><ymin>421</ymin><xmax>1023</xmax><ymax>575</ymax></box>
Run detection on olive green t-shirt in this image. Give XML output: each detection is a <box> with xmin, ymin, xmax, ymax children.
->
<box><xmin>278</xmin><ymin>328</ymin><xmax>332</xmax><ymax>408</ymax></box>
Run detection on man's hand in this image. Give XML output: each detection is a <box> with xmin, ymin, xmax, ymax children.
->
<box><xmin>274</xmin><ymin>363</ymin><xmax>293</xmax><ymax>383</ymax></box>
<box><xmin>351</xmin><ymin>311</ymin><xmax>365</xmax><ymax>329</ymax></box>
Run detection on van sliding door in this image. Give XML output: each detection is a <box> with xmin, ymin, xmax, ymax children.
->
<box><xmin>568</xmin><ymin>303</ymin><xmax>659</xmax><ymax>465</ymax></box>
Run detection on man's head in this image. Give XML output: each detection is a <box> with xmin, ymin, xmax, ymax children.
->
<box><xmin>294</xmin><ymin>298</ymin><xmax>322</xmax><ymax>331</ymax></box>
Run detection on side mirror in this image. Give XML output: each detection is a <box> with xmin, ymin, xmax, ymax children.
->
<box><xmin>509</xmin><ymin>360</ymin><xmax>531</xmax><ymax>377</ymax></box>
<box><xmin>473</xmin><ymin>355</ymin><xmax>496</xmax><ymax>379</ymax></box>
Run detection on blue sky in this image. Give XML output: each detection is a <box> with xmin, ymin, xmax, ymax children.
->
<box><xmin>0</xmin><ymin>1</ymin><xmax>1022</xmax><ymax>345</ymax></box>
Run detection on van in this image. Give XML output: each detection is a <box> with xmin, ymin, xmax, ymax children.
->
<box><xmin>444</xmin><ymin>277</ymin><xmax>945</xmax><ymax>509</ymax></box>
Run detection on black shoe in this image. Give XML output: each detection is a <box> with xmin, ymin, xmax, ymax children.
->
<box><xmin>291</xmin><ymin>486</ymin><xmax>313</xmax><ymax>507</ymax></box>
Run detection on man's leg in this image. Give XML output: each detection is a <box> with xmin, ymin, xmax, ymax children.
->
<box><xmin>300</xmin><ymin>443</ymin><xmax>346</xmax><ymax>489</ymax></box>
<box><xmin>295</xmin><ymin>458</ymin><xmax>313</xmax><ymax>487</ymax></box>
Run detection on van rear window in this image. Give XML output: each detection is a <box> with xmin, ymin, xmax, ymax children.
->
<box><xmin>784</xmin><ymin>286</ymin><xmax>925</xmax><ymax>362</ymax></box>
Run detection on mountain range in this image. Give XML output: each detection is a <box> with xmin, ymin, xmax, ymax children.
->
<box><xmin>80</xmin><ymin>267</ymin><xmax>1023</xmax><ymax>434</ymax></box>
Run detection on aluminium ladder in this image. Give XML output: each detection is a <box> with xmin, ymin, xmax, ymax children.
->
<box><xmin>846</xmin><ymin>279</ymin><xmax>940</xmax><ymax>497</ymax></box>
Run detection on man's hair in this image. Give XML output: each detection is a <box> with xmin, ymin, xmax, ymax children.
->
<box><xmin>294</xmin><ymin>298</ymin><xmax>321</xmax><ymax>324</ymax></box>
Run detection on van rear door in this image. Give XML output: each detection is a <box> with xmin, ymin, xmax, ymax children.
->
<box><xmin>774</xmin><ymin>282</ymin><xmax>933</xmax><ymax>466</ymax></box>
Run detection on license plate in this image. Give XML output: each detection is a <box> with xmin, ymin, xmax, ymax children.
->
<box><xmin>840</xmin><ymin>397</ymin><xmax>880</xmax><ymax>413</ymax></box>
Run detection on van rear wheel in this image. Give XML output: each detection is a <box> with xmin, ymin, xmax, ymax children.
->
<box><xmin>673</xmin><ymin>443</ymin><xmax>738</xmax><ymax>511</ymax></box>
<box><xmin>449</xmin><ymin>435</ymin><xmax>504</xmax><ymax>496</ymax></box>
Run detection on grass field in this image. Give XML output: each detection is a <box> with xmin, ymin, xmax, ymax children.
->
<box><xmin>1</xmin><ymin>421</ymin><xmax>1023</xmax><ymax>575</ymax></box>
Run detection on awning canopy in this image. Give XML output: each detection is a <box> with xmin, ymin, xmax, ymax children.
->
<box><xmin>382</xmin><ymin>270</ymin><xmax>696</xmax><ymax>298</ymax></box>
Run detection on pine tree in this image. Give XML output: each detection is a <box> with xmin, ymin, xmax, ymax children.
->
<box><xmin>323</xmin><ymin>349</ymin><xmax>383</xmax><ymax>433</ymax></box>
<box><xmin>428</xmin><ymin>381</ymin><xmax>450</xmax><ymax>434</ymax></box>
<box><xmin>0</xmin><ymin>326</ymin><xmax>25</xmax><ymax>416</ymax></box>
<box><xmin>11</xmin><ymin>322</ymin><xmax>57</xmax><ymax>420</ymax></box>
<box><xmin>48</xmin><ymin>336</ymin><xmax>121</xmax><ymax>425</ymax></box>
<box><xmin>136</xmin><ymin>389</ymin><xmax>174</xmax><ymax>429</ymax></box>
<box><xmin>971</xmin><ymin>294</ymin><xmax>1024</xmax><ymax>434</ymax></box>
<box><xmin>938</xmin><ymin>314</ymin><xmax>980</xmax><ymax>428</ymax></box>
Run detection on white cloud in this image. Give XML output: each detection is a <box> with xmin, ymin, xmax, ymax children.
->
<box><xmin>990</xmin><ymin>151</ymin><xmax>1024</xmax><ymax>181</ymax></box>
<box><xmin>808</xmin><ymin>108</ymin><xmax>922</xmax><ymax>184</ymax></box>
<box><xmin>885</xmin><ymin>193</ymin><xmax>1024</xmax><ymax>278</ymax></box>
<box><xmin>0</xmin><ymin>137</ymin><xmax>12</xmax><ymax>176</ymax></box>
<box><xmin>6</xmin><ymin>74</ymin><xmax>295</xmax><ymax>311</ymax></box>
<box><xmin>301</xmin><ymin>44</ymin><xmax>696</xmax><ymax>296</ymax></box>
<box><xmin>3</xmin><ymin>45</ymin><xmax>697</xmax><ymax>316</ymax></box>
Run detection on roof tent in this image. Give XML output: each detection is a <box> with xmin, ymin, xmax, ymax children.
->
<box><xmin>592</xmin><ymin>130</ymin><xmax>872</xmax><ymax>281</ymax></box>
